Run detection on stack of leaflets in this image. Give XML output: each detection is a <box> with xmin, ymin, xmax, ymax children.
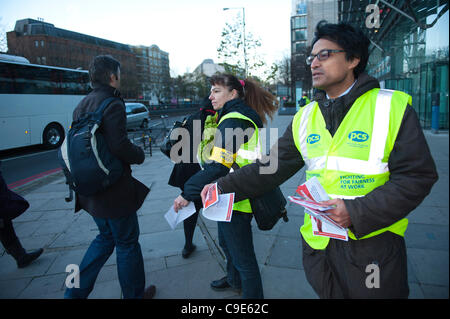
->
<box><xmin>201</xmin><ymin>183</ymin><xmax>235</xmax><ymax>222</ymax></box>
<box><xmin>288</xmin><ymin>177</ymin><xmax>348</xmax><ymax>241</ymax></box>
<box><xmin>165</xmin><ymin>183</ymin><xmax>235</xmax><ymax>230</ymax></box>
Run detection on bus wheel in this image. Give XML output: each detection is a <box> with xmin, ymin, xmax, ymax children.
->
<box><xmin>43</xmin><ymin>123</ymin><xmax>64</xmax><ymax>149</ymax></box>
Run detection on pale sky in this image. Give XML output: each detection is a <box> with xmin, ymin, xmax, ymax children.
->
<box><xmin>0</xmin><ymin>0</ymin><xmax>292</xmax><ymax>77</ymax></box>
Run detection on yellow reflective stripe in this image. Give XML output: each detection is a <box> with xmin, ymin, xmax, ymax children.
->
<box><xmin>298</xmin><ymin>102</ymin><xmax>315</xmax><ymax>159</ymax></box>
<box><xmin>369</xmin><ymin>89</ymin><xmax>393</xmax><ymax>163</ymax></box>
<box><xmin>327</xmin><ymin>194</ymin><xmax>363</xmax><ymax>199</ymax></box>
<box><xmin>236</xmin><ymin>139</ymin><xmax>262</xmax><ymax>161</ymax></box>
<box><xmin>305</xmin><ymin>155</ymin><xmax>326</xmax><ymax>170</ymax></box>
<box><xmin>237</xmin><ymin>148</ymin><xmax>259</xmax><ymax>161</ymax></box>
<box><xmin>326</xmin><ymin>156</ymin><xmax>389</xmax><ymax>175</ymax></box>
<box><xmin>209</xmin><ymin>146</ymin><xmax>236</xmax><ymax>168</ymax></box>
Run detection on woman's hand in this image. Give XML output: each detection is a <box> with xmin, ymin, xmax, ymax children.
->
<box><xmin>174</xmin><ymin>195</ymin><xmax>190</xmax><ymax>213</ymax></box>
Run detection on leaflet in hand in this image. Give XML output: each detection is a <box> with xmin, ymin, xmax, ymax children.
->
<box><xmin>289</xmin><ymin>177</ymin><xmax>348</xmax><ymax>241</ymax></box>
<box><xmin>165</xmin><ymin>202</ymin><xmax>197</xmax><ymax>230</ymax></box>
<box><xmin>203</xmin><ymin>183</ymin><xmax>219</xmax><ymax>210</ymax></box>
<box><xmin>202</xmin><ymin>183</ymin><xmax>234</xmax><ymax>222</ymax></box>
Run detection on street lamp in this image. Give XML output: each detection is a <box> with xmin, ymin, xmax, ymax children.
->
<box><xmin>223</xmin><ymin>7</ymin><xmax>247</xmax><ymax>77</ymax></box>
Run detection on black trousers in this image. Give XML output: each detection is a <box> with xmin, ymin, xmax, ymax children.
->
<box><xmin>302</xmin><ymin>231</ymin><xmax>409</xmax><ymax>299</ymax></box>
<box><xmin>183</xmin><ymin>199</ymin><xmax>202</xmax><ymax>248</ymax></box>
<box><xmin>0</xmin><ymin>218</ymin><xmax>25</xmax><ymax>257</ymax></box>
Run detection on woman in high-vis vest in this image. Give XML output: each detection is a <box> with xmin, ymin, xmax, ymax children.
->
<box><xmin>173</xmin><ymin>74</ymin><xmax>278</xmax><ymax>298</ymax></box>
<box><xmin>204</xmin><ymin>22</ymin><xmax>438</xmax><ymax>298</ymax></box>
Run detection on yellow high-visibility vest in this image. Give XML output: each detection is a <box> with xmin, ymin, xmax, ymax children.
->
<box><xmin>292</xmin><ymin>88</ymin><xmax>411</xmax><ymax>249</ymax></box>
<box><xmin>199</xmin><ymin>111</ymin><xmax>261</xmax><ymax>213</ymax></box>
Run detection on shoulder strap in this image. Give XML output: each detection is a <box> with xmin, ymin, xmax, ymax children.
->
<box><xmin>91</xmin><ymin>97</ymin><xmax>119</xmax><ymax>123</ymax></box>
<box><xmin>95</xmin><ymin>97</ymin><xmax>119</xmax><ymax>115</ymax></box>
<box><xmin>219</xmin><ymin>111</ymin><xmax>257</xmax><ymax>129</ymax></box>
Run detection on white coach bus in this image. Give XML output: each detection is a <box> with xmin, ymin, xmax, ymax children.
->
<box><xmin>0</xmin><ymin>58</ymin><xmax>90</xmax><ymax>151</ymax></box>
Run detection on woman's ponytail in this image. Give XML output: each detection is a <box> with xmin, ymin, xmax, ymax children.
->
<box><xmin>210</xmin><ymin>74</ymin><xmax>278</xmax><ymax>125</ymax></box>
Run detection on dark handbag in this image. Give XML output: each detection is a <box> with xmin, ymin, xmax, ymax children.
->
<box><xmin>250</xmin><ymin>186</ymin><xmax>288</xmax><ymax>231</ymax></box>
<box><xmin>160</xmin><ymin>120</ymin><xmax>184</xmax><ymax>158</ymax></box>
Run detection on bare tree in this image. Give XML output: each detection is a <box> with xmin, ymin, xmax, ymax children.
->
<box><xmin>0</xmin><ymin>17</ymin><xmax>8</xmax><ymax>53</ymax></box>
<box><xmin>217</xmin><ymin>13</ymin><xmax>265</xmax><ymax>78</ymax></box>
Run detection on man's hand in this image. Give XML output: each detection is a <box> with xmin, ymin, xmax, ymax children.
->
<box><xmin>321</xmin><ymin>198</ymin><xmax>352</xmax><ymax>228</ymax></box>
<box><xmin>200</xmin><ymin>183</ymin><xmax>222</xmax><ymax>206</ymax></box>
<box><xmin>174</xmin><ymin>195</ymin><xmax>189</xmax><ymax>213</ymax></box>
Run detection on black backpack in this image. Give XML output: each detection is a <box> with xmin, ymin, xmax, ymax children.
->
<box><xmin>59</xmin><ymin>97</ymin><xmax>123</xmax><ymax>198</ymax></box>
<box><xmin>160</xmin><ymin>109</ymin><xmax>205</xmax><ymax>161</ymax></box>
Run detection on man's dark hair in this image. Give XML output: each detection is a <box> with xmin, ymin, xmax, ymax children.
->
<box><xmin>89</xmin><ymin>55</ymin><xmax>121</xmax><ymax>87</ymax></box>
<box><xmin>311</xmin><ymin>21</ymin><xmax>370</xmax><ymax>78</ymax></box>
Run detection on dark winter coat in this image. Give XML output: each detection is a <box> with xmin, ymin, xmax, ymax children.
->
<box><xmin>182</xmin><ymin>98</ymin><xmax>263</xmax><ymax>202</ymax></box>
<box><xmin>217</xmin><ymin>73</ymin><xmax>438</xmax><ymax>239</ymax></box>
<box><xmin>72</xmin><ymin>85</ymin><xmax>149</xmax><ymax>219</ymax></box>
<box><xmin>0</xmin><ymin>166</ymin><xmax>29</xmax><ymax>221</ymax></box>
<box><xmin>168</xmin><ymin>101</ymin><xmax>216</xmax><ymax>189</ymax></box>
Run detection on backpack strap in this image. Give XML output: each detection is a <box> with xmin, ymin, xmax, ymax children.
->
<box><xmin>92</xmin><ymin>97</ymin><xmax>120</xmax><ymax>122</ymax></box>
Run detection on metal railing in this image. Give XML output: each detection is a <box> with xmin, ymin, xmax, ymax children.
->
<box><xmin>128</xmin><ymin>114</ymin><xmax>171</xmax><ymax>156</ymax></box>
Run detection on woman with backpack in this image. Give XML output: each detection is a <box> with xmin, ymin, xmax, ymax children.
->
<box><xmin>173</xmin><ymin>73</ymin><xmax>278</xmax><ymax>298</ymax></box>
<box><xmin>167</xmin><ymin>97</ymin><xmax>216</xmax><ymax>258</ymax></box>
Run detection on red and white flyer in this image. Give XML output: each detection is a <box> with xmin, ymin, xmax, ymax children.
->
<box><xmin>289</xmin><ymin>177</ymin><xmax>348</xmax><ymax>241</ymax></box>
<box><xmin>202</xmin><ymin>193</ymin><xmax>235</xmax><ymax>222</ymax></box>
<box><xmin>203</xmin><ymin>183</ymin><xmax>219</xmax><ymax>210</ymax></box>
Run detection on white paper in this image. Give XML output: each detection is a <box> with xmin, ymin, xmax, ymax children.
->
<box><xmin>164</xmin><ymin>202</ymin><xmax>197</xmax><ymax>230</ymax></box>
<box><xmin>202</xmin><ymin>193</ymin><xmax>235</xmax><ymax>222</ymax></box>
<box><xmin>309</xmin><ymin>213</ymin><xmax>348</xmax><ymax>241</ymax></box>
<box><xmin>291</xmin><ymin>177</ymin><xmax>349</xmax><ymax>241</ymax></box>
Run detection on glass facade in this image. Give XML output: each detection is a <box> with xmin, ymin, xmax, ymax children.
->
<box><xmin>338</xmin><ymin>0</ymin><xmax>449</xmax><ymax>129</ymax></box>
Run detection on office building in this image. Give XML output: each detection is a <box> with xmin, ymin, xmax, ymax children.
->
<box><xmin>131</xmin><ymin>44</ymin><xmax>171</xmax><ymax>103</ymax></box>
<box><xmin>291</xmin><ymin>0</ymin><xmax>338</xmax><ymax>103</ymax></box>
<box><xmin>338</xmin><ymin>0</ymin><xmax>448</xmax><ymax>129</ymax></box>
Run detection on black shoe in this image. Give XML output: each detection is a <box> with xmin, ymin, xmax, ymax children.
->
<box><xmin>210</xmin><ymin>276</ymin><xmax>242</xmax><ymax>292</ymax></box>
<box><xmin>182</xmin><ymin>244</ymin><xmax>196</xmax><ymax>259</ymax></box>
<box><xmin>143</xmin><ymin>285</ymin><xmax>156</xmax><ymax>299</ymax></box>
<box><xmin>17</xmin><ymin>248</ymin><xmax>44</xmax><ymax>268</ymax></box>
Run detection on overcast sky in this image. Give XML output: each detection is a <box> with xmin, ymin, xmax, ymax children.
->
<box><xmin>0</xmin><ymin>0</ymin><xmax>292</xmax><ymax>77</ymax></box>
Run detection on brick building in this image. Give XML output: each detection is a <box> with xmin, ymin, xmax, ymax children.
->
<box><xmin>7</xmin><ymin>18</ymin><xmax>139</xmax><ymax>98</ymax></box>
<box><xmin>130</xmin><ymin>44</ymin><xmax>171</xmax><ymax>103</ymax></box>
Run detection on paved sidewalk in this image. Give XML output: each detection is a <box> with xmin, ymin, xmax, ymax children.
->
<box><xmin>0</xmin><ymin>113</ymin><xmax>448</xmax><ymax>299</ymax></box>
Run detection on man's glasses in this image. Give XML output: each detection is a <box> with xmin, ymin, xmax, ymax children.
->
<box><xmin>306</xmin><ymin>49</ymin><xmax>346</xmax><ymax>65</ymax></box>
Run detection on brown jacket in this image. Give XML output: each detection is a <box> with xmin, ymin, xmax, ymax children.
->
<box><xmin>73</xmin><ymin>85</ymin><xmax>149</xmax><ymax>219</ymax></box>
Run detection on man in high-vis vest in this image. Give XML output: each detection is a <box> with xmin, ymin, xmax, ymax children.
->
<box><xmin>202</xmin><ymin>22</ymin><xmax>438</xmax><ymax>298</ymax></box>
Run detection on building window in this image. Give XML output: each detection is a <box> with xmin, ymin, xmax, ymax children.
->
<box><xmin>37</xmin><ymin>57</ymin><xmax>41</xmax><ymax>64</ymax></box>
<box><xmin>292</xmin><ymin>41</ymin><xmax>307</xmax><ymax>53</ymax></box>
<box><xmin>296</xmin><ymin>3</ymin><xmax>307</xmax><ymax>15</ymax></box>
<box><xmin>293</xmin><ymin>16</ymin><xmax>307</xmax><ymax>29</ymax></box>
<box><xmin>35</xmin><ymin>41</ymin><xmax>39</xmax><ymax>48</ymax></box>
<box><xmin>293</xmin><ymin>29</ymin><xmax>307</xmax><ymax>41</ymax></box>
<box><xmin>42</xmin><ymin>57</ymin><xmax>46</xmax><ymax>65</ymax></box>
<box><xmin>41</xmin><ymin>40</ymin><xmax>45</xmax><ymax>47</ymax></box>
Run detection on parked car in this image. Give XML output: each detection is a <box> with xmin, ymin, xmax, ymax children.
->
<box><xmin>125</xmin><ymin>102</ymin><xmax>150</xmax><ymax>130</ymax></box>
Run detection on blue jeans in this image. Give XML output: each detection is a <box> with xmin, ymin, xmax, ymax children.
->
<box><xmin>64</xmin><ymin>212</ymin><xmax>145</xmax><ymax>299</ymax></box>
<box><xmin>218</xmin><ymin>212</ymin><xmax>264</xmax><ymax>299</ymax></box>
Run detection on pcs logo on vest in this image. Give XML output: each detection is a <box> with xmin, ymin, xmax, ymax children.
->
<box><xmin>307</xmin><ymin>134</ymin><xmax>320</xmax><ymax>145</ymax></box>
<box><xmin>347</xmin><ymin>131</ymin><xmax>369</xmax><ymax>148</ymax></box>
